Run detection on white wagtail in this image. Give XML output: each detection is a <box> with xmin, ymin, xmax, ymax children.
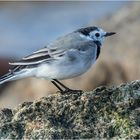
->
<box><xmin>0</xmin><ymin>26</ymin><xmax>115</xmax><ymax>93</ymax></box>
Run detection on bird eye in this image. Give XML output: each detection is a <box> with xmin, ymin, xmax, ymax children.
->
<box><xmin>95</xmin><ymin>32</ymin><xmax>100</xmax><ymax>37</ymax></box>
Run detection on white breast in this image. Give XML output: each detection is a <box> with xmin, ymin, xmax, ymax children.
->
<box><xmin>35</xmin><ymin>46</ymin><xmax>97</xmax><ymax>80</ymax></box>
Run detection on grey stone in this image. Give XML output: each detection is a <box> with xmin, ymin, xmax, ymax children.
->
<box><xmin>0</xmin><ymin>80</ymin><xmax>140</xmax><ymax>139</ymax></box>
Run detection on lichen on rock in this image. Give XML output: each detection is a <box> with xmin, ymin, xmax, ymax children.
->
<box><xmin>0</xmin><ymin>80</ymin><xmax>140</xmax><ymax>139</ymax></box>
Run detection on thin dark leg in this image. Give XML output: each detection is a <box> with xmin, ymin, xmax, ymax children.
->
<box><xmin>52</xmin><ymin>79</ymin><xmax>83</xmax><ymax>94</ymax></box>
<box><xmin>51</xmin><ymin>81</ymin><xmax>63</xmax><ymax>92</ymax></box>
<box><xmin>53</xmin><ymin>79</ymin><xmax>82</xmax><ymax>94</ymax></box>
<box><xmin>53</xmin><ymin>79</ymin><xmax>69</xmax><ymax>90</ymax></box>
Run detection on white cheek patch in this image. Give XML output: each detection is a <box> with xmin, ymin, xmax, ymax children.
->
<box><xmin>80</xmin><ymin>34</ymin><xmax>93</xmax><ymax>41</ymax></box>
<box><xmin>89</xmin><ymin>32</ymin><xmax>95</xmax><ymax>38</ymax></box>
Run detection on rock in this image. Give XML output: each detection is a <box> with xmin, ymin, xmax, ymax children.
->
<box><xmin>0</xmin><ymin>80</ymin><xmax>140</xmax><ymax>139</ymax></box>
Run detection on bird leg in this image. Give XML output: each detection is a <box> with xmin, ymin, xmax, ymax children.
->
<box><xmin>53</xmin><ymin>79</ymin><xmax>70</xmax><ymax>90</ymax></box>
<box><xmin>52</xmin><ymin>79</ymin><xmax>82</xmax><ymax>94</ymax></box>
<box><xmin>51</xmin><ymin>81</ymin><xmax>63</xmax><ymax>92</ymax></box>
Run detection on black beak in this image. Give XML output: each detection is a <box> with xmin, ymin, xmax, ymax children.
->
<box><xmin>104</xmin><ymin>32</ymin><xmax>116</xmax><ymax>37</ymax></box>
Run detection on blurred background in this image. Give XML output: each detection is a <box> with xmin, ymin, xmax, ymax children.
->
<box><xmin>0</xmin><ymin>1</ymin><xmax>140</xmax><ymax>108</ymax></box>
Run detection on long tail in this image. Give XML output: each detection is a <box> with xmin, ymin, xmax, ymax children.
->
<box><xmin>0</xmin><ymin>72</ymin><xmax>17</xmax><ymax>84</ymax></box>
<box><xmin>0</xmin><ymin>68</ymin><xmax>34</xmax><ymax>85</ymax></box>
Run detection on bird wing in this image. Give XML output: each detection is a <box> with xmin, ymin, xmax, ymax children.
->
<box><xmin>9</xmin><ymin>46</ymin><xmax>62</xmax><ymax>66</ymax></box>
<box><xmin>9</xmin><ymin>32</ymin><xmax>95</xmax><ymax>66</ymax></box>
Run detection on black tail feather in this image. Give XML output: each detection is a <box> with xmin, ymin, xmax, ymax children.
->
<box><xmin>0</xmin><ymin>72</ymin><xmax>14</xmax><ymax>84</ymax></box>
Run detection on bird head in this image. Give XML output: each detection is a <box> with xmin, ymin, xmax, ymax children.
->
<box><xmin>77</xmin><ymin>26</ymin><xmax>116</xmax><ymax>47</ymax></box>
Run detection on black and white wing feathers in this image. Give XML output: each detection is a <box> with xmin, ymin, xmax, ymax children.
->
<box><xmin>9</xmin><ymin>31</ymin><xmax>97</xmax><ymax>66</ymax></box>
<box><xmin>9</xmin><ymin>46</ymin><xmax>61</xmax><ymax>66</ymax></box>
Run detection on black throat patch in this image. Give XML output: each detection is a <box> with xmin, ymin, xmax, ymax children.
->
<box><xmin>94</xmin><ymin>41</ymin><xmax>101</xmax><ymax>59</ymax></box>
<box><xmin>96</xmin><ymin>45</ymin><xmax>101</xmax><ymax>59</ymax></box>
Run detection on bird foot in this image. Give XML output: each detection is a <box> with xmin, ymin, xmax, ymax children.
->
<box><xmin>57</xmin><ymin>88</ymin><xmax>83</xmax><ymax>95</ymax></box>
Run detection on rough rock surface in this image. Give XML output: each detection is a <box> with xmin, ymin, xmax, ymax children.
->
<box><xmin>0</xmin><ymin>80</ymin><xmax>140</xmax><ymax>139</ymax></box>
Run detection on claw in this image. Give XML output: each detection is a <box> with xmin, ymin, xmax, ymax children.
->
<box><xmin>60</xmin><ymin>88</ymin><xmax>83</xmax><ymax>95</ymax></box>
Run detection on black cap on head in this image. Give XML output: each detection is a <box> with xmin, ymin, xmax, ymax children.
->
<box><xmin>76</xmin><ymin>26</ymin><xmax>99</xmax><ymax>36</ymax></box>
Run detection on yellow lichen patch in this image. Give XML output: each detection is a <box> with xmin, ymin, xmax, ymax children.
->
<box><xmin>111</xmin><ymin>112</ymin><xmax>135</xmax><ymax>137</ymax></box>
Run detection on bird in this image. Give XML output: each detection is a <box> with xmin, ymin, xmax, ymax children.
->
<box><xmin>0</xmin><ymin>26</ymin><xmax>116</xmax><ymax>93</ymax></box>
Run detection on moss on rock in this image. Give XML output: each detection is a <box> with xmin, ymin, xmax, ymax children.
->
<box><xmin>0</xmin><ymin>80</ymin><xmax>140</xmax><ymax>139</ymax></box>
